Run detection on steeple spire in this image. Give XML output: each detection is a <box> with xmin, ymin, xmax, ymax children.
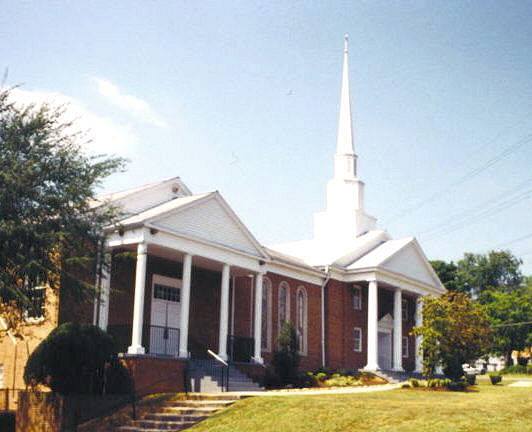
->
<box><xmin>334</xmin><ymin>34</ymin><xmax>357</xmax><ymax>179</ymax></box>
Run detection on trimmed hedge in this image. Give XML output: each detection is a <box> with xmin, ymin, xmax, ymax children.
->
<box><xmin>24</xmin><ymin>322</ymin><xmax>131</xmax><ymax>395</ymax></box>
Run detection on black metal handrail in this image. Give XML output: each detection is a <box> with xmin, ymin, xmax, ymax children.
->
<box><xmin>207</xmin><ymin>350</ymin><xmax>230</xmax><ymax>392</ymax></box>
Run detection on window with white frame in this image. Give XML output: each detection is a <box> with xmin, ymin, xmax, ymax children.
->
<box><xmin>402</xmin><ymin>299</ymin><xmax>408</xmax><ymax>322</ymax></box>
<box><xmin>352</xmin><ymin>285</ymin><xmax>362</xmax><ymax>310</ymax></box>
<box><xmin>402</xmin><ymin>336</ymin><xmax>409</xmax><ymax>358</ymax></box>
<box><xmin>296</xmin><ymin>286</ymin><xmax>308</xmax><ymax>355</ymax></box>
<box><xmin>278</xmin><ymin>281</ymin><xmax>290</xmax><ymax>334</ymax></box>
<box><xmin>261</xmin><ymin>277</ymin><xmax>272</xmax><ymax>352</ymax></box>
<box><xmin>353</xmin><ymin>327</ymin><xmax>362</xmax><ymax>352</ymax></box>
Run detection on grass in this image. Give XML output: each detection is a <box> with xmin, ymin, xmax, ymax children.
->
<box><xmin>188</xmin><ymin>380</ymin><xmax>532</xmax><ymax>432</ymax></box>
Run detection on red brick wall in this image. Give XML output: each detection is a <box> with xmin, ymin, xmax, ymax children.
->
<box><xmin>233</xmin><ymin>272</ymin><xmax>322</xmax><ymax>372</ymax></box>
<box><xmin>122</xmin><ymin>357</ymin><xmax>186</xmax><ymax>396</ymax></box>
<box><xmin>188</xmin><ymin>267</ymin><xmax>221</xmax><ymax>358</ymax></box>
<box><xmin>325</xmin><ymin>280</ymin><xmax>368</xmax><ymax>370</ymax></box>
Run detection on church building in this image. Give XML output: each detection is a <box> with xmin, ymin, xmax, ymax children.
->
<box><xmin>85</xmin><ymin>36</ymin><xmax>445</xmax><ymax>392</ymax></box>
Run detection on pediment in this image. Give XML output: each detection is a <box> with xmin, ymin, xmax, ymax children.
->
<box><xmin>382</xmin><ymin>241</ymin><xmax>443</xmax><ymax>289</ymax></box>
<box><xmin>150</xmin><ymin>193</ymin><xmax>267</xmax><ymax>258</ymax></box>
<box><xmin>378</xmin><ymin>313</ymin><xmax>394</xmax><ymax>330</ymax></box>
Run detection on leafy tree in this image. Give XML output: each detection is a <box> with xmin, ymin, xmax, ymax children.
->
<box><xmin>24</xmin><ymin>322</ymin><xmax>120</xmax><ymax>394</ymax></box>
<box><xmin>430</xmin><ymin>260</ymin><xmax>462</xmax><ymax>292</ymax></box>
<box><xmin>456</xmin><ymin>250</ymin><xmax>523</xmax><ymax>297</ymax></box>
<box><xmin>482</xmin><ymin>285</ymin><xmax>532</xmax><ymax>365</ymax></box>
<box><xmin>273</xmin><ymin>321</ymin><xmax>300</xmax><ymax>385</ymax></box>
<box><xmin>413</xmin><ymin>292</ymin><xmax>492</xmax><ymax>380</ymax></box>
<box><xmin>0</xmin><ymin>87</ymin><xmax>125</xmax><ymax>330</ymax></box>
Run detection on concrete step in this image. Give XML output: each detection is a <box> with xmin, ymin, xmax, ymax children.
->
<box><xmin>131</xmin><ymin>419</ymin><xmax>197</xmax><ymax>429</ymax></box>
<box><xmin>182</xmin><ymin>393</ymin><xmax>242</xmax><ymax>401</ymax></box>
<box><xmin>145</xmin><ymin>413</ymin><xmax>208</xmax><ymax>422</ymax></box>
<box><xmin>160</xmin><ymin>407</ymin><xmax>221</xmax><ymax>416</ymax></box>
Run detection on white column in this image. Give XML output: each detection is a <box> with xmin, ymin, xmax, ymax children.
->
<box><xmin>252</xmin><ymin>272</ymin><xmax>264</xmax><ymax>364</ymax></box>
<box><xmin>363</xmin><ymin>279</ymin><xmax>379</xmax><ymax>371</ymax></box>
<box><xmin>218</xmin><ymin>264</ymin><xmax>231</xmax><ymax>360</ymax></box>
<box><xmin>128</xmin><ymin>242</ymin><xmax>148</xmax><ymax>355</ymax></box>
<box><xmin>179</xmin><ymin>253</ymin><xmax>193</xmax><ymax>358</ymax></box>
<box><xmin>415</xmin><ymin>297</ymin><xmax>423</xmax><ymax>373</ymax></box>
<box><xmin>98</xmin><ymin>252</ymin><xmax>112</xmax><ymax>331</ymax></box>
<box><xmin>393</xmin><ymin>287</ymin><xmax>403</xmax><ymax>371</ymax></box>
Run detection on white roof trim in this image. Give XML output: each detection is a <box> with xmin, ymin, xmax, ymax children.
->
<box><xmin>110</xmin><ymin>192</ymin><xmax>269</xmax><ymax>260</ymax></box>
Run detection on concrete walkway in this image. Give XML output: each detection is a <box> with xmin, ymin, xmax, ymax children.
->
<box><xmin>508</xmin><ymin>380</ymin><xmax>532</xmax><ymax>387</ymax></box>
<box><xmin>216</xmin><ymin>383</ymin><xmax>402</xmax><ymax>398</ymax></box>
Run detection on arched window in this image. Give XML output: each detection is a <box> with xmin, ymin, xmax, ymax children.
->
<box><xmin>278</xmin><ymin>281</ymin><xmax>290</xmax><ymax>334</ymax></box>
<box><xmin>261</xmin><ymin>277</ymin><xmax>272</xmax><ymax>352</ymax></box>
<box><xmin>296</xmin><ymin>286</ymin><xmax>308</xmax><ymax>355</ymax></box>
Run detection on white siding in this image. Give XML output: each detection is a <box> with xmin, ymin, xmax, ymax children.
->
<box><xmin>153</xmin><ymin>197</ymin><xmax>261</xmax><ymax>256</ymax></box>
<box><xmin>383</xmin><ymin>243</ymin><xmax>436</xmax><ymax>286</ymax></box>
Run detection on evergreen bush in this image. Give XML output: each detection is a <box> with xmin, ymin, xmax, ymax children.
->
<box><xmin>24</xmin><ymin>322</ymin><xmax>127</xmax><ymax>395</ymax></box>
<box><xmin>273</xmin><ymin>322</ymin><xmax>300</xmax><ymax>386</ymax></box>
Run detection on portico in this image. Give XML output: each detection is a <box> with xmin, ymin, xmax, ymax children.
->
<box><xmin>95</xmin><ymin>191</ymin><xmax>270</xmax><ymax>365</ymax></box>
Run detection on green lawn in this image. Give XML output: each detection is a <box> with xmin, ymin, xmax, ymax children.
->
<box><xmin>189</xmin><ymin>380</ymin><xmax>532</xmax><ymax>432</ymax></box>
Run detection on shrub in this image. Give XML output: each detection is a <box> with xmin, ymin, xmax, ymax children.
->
<box><xmin>104</xmin><ymin>357</ymin><xmax>133</xmax><ymax>394</ymax></box>
<box><xmin>447</xmin><ymin>381</ymin><xmax>468</xmax><ymax>391</ymax></box>
<box><xmin>24</xmin><ymin>323</ymin><xmax>119</xmax><ymax>394</ymax></box>
<box><xmin>409</xmin><ymin>378</ymin><xmax>420</xmax><ymax>388</ymax></box>
<box><xmin>465</xmin><ymin>373</ymin><xmax>476</xmax><ymax>385</ymax></box>
<box><xmin>489</xmin><ymin>373</ymin><xmax>502</xmax><ymax>385</ymax></box>
<box><xmin>500</xmin><ymin>365</ymin><xmax>527</xmax><ymax>375</ymax></box>
<box><xmin>273</xmin><ymin>322</ymin><xmax>300</xmax><ymax>386</ymax></box>
<box><xmin>517</xmin><ymin>356</ymin><xmax>529</xmax><ymax>367</ymax></box>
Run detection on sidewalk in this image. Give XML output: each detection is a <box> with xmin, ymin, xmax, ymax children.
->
<box><xmin>221</xmin><ymin>383</ymin><xmax>402</xmax><ymax>397</ymax></box>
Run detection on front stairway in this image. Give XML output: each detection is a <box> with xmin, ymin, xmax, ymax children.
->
<box><xmin>187</xmin><ymin>359</ymin><xmax>264</xmax><ymax>392</ymax></box>
<box><xmin>117</xmin><ymin>394</ymin><xmax>240</xmax><ymax>432</ymax></box>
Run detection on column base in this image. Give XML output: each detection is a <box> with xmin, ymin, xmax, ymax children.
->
<box><xmin>179</xmin><ymin>350</ymin><xmax>189</xmax><ymax>359</ymax></box>
<box><xmin>127</xmin><ymin>345</ymin><xmax>146</xmax><ymax>355</ymax></box>
<box><xmin>252</xmin><ymin>356</ymin><xmax>264</xmax><ymax>365</ymax></box>
<box><xmin>392</xmin><ymin>367</ymin><xmax>404</xmax><ymax>372</ymax></box>
<box><xmin>362</xmin><ymin>364</ymin><xmax>380</xmax><ymax>372</ymax></box>
<box><xmin>217</xmin><ymin>353</ymin><xmax>228</xmax><ymax>362</ymax></box>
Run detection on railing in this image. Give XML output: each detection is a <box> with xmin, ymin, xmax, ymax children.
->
<box><xmin>207</xmin><ymin>349</ymin><xmax>230</xmax><ymax>392</ymax></box>
<box><xmin>227</xmin><ymin>335</ymin><xmax>254</xmax><ymax>363</ymax></box>
<box><xmin>106</xmin><ymin>324</ymin><xmax>181</xmax><ymax>357</ymax></box>
<box><xmin>148</xmin><ymin>325</ymin><xmax>180</xmax><ymax>357</ymax></box>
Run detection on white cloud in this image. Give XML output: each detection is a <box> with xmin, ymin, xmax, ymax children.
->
<box><xmin>8</xmin><ymin>88</ymin><xmax>139</xmax><ymax>157</ymax></box>
<box><xmin>92</xmin><ymin>77</ymin><xmax>167</xmax><ymax>128</ymax></box>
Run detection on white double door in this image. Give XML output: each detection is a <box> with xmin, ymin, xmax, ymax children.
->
<box><xmin>150</xmin><ymin>275</ymin><xmax>182</xmax><ymax>356</ymax></box>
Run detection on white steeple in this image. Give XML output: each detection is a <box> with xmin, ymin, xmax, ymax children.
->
<box><xmin>335</xmin><ymin>34</ymin><xmax>357</xmax><ymax>179</ymax></box>
<box><xmin>313</xmin><ymin>35</ymin><xmax>377</xmax><ymax>242</ymax></box>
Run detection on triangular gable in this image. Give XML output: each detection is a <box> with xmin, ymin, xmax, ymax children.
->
<box><xmin>378</xmin><ymin>313</ymin><xmax>394</xmax><ymax>330</ymax></box>
<box><xmin>381</xmin><ymin>240</ymin><xmax>444</xmax><ymax>290</ymax></box>
<box><xmin>149</xmin><ymin>192</ymin><xmax>268</xmax><ymax>258</ymax></box>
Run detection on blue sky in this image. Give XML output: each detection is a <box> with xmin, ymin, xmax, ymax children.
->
<box><xmin>2</xmin><ymin>1</ymin><xmax>532</xmax><ymax>273</ymax></box>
